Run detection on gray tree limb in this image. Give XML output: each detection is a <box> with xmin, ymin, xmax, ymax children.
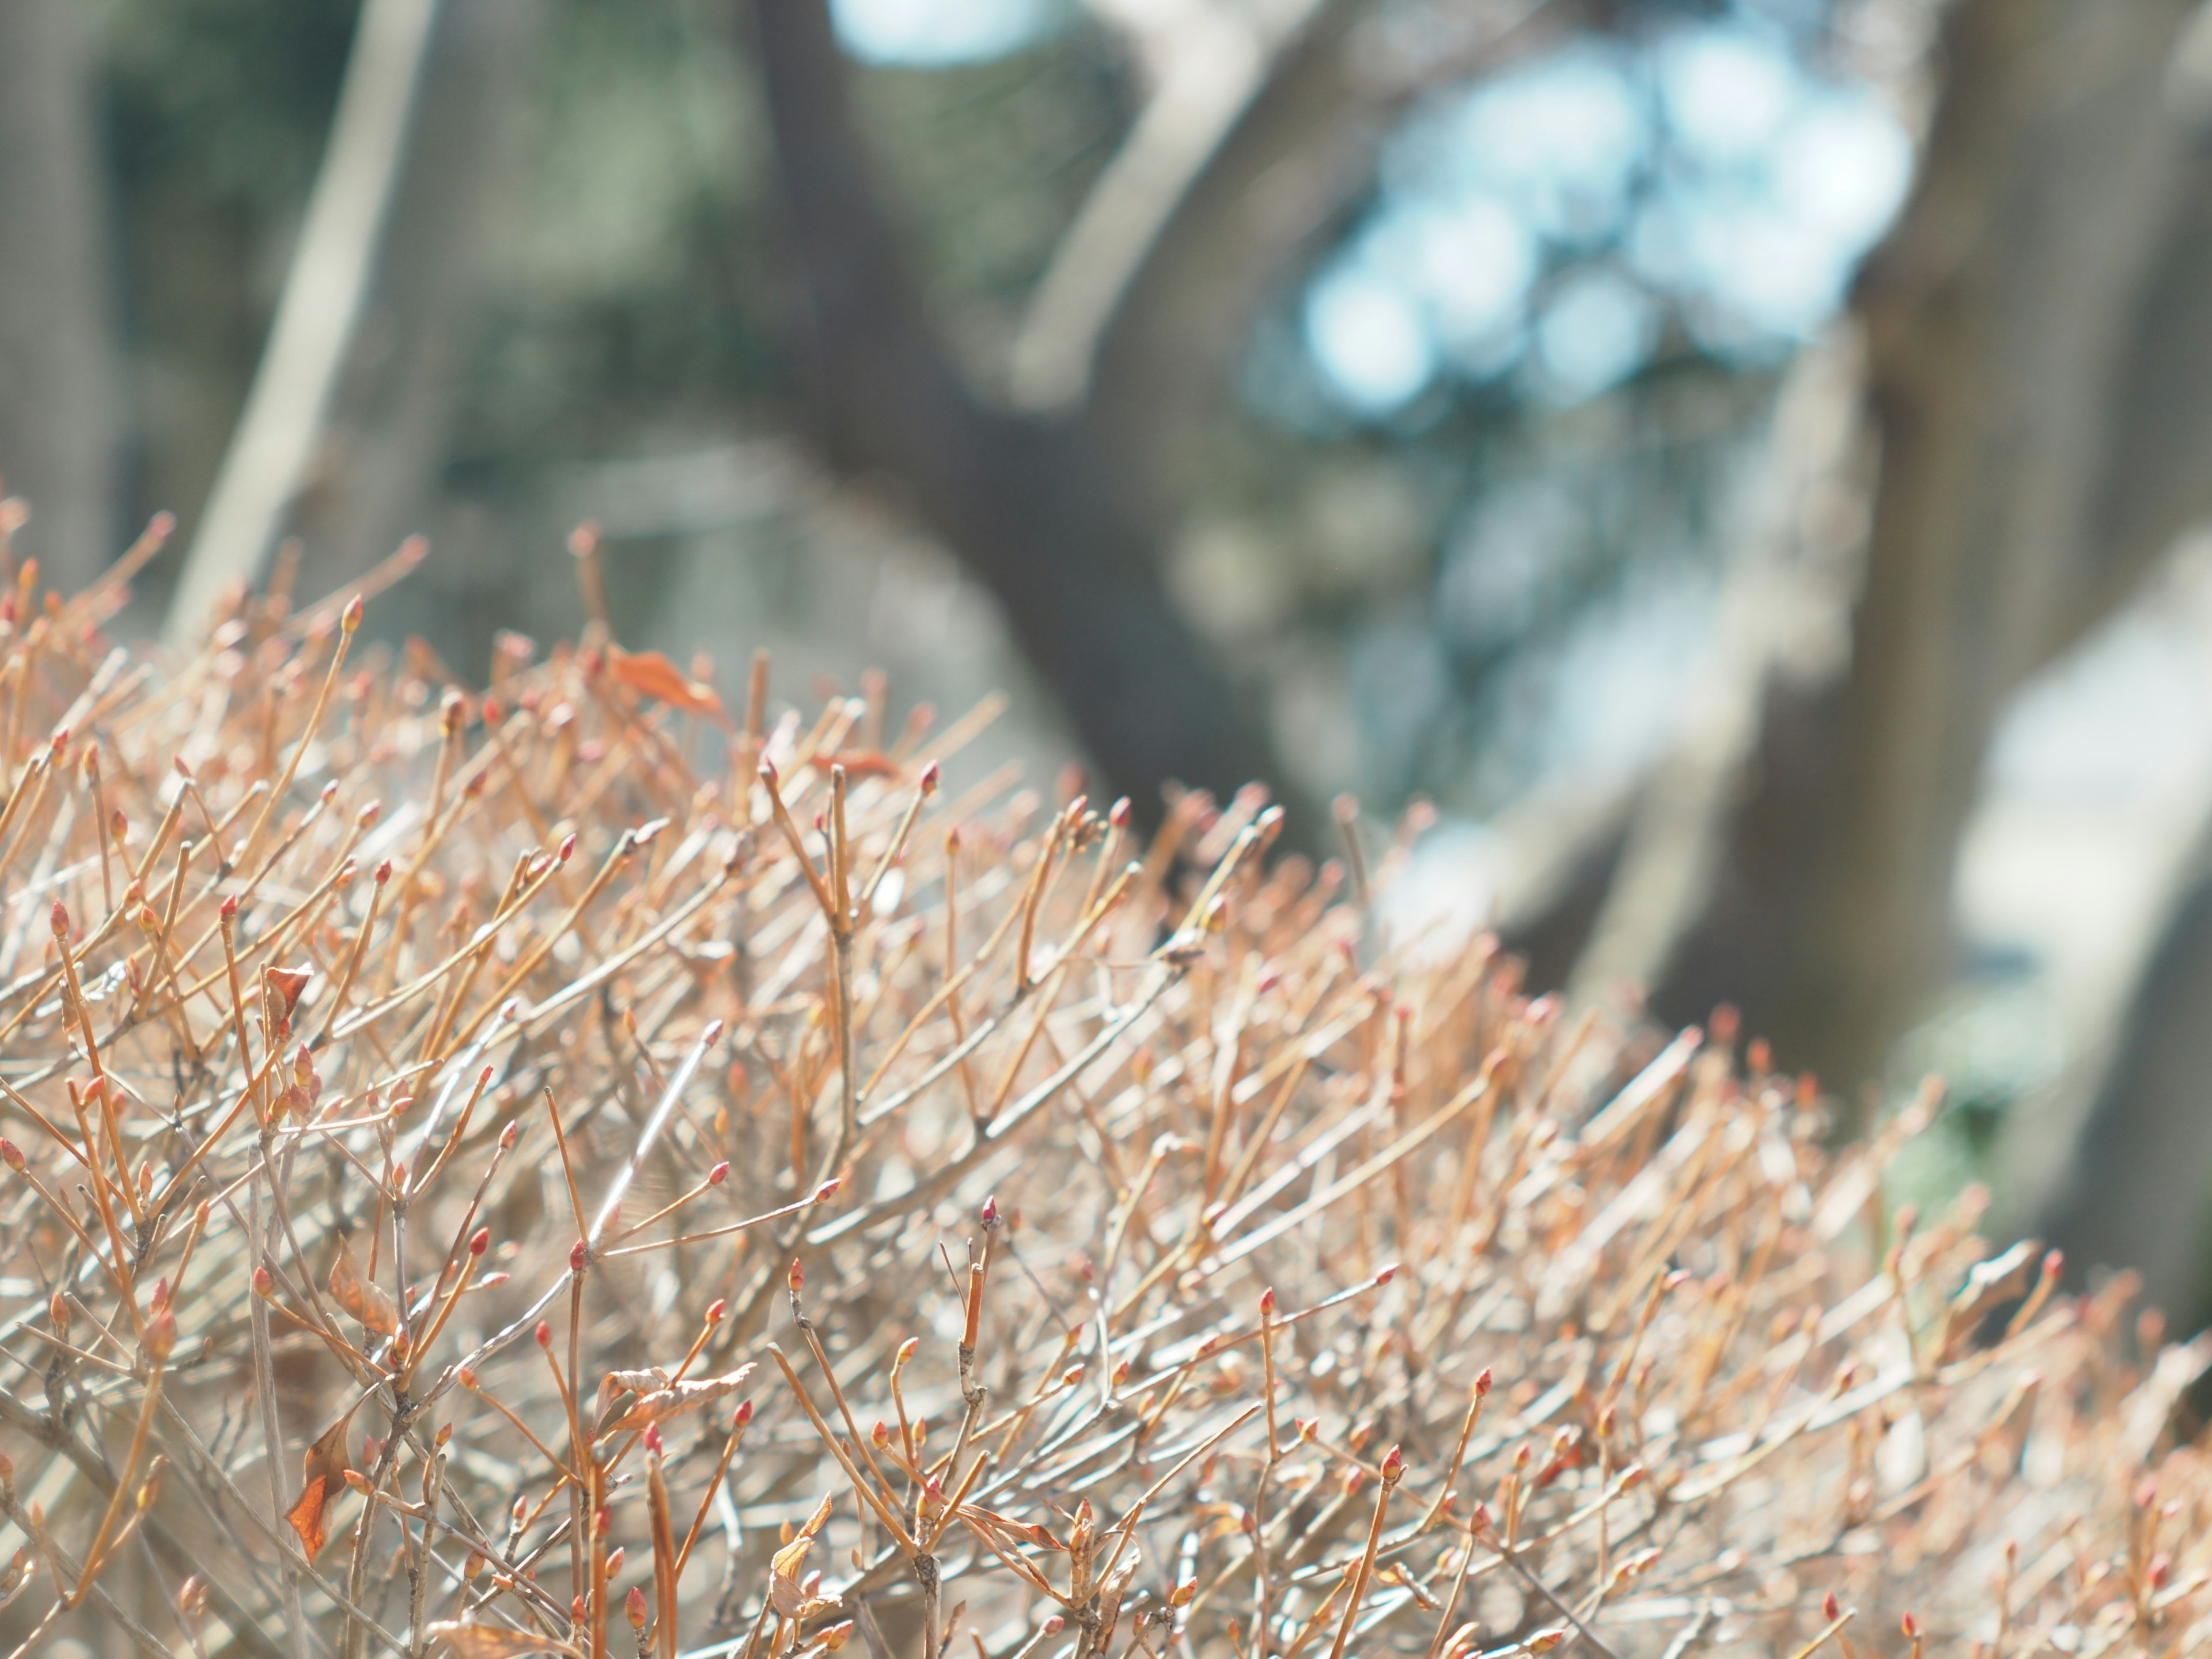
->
<box><xmin>164</xmin><ymin>0</ymin><xmax>445</xmax><ymax>646</ymax></box>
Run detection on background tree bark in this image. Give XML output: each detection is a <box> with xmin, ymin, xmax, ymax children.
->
<box><xmin>743</xmin><ymin>0</ymin><xmax>1578</xmax><ymax>821</ymax></box>
<box><xmin>748</xmin><ymin>0</ymin><xmax>1283</xmax><ymax>821</ymax></box>
<box><xmin>1996</xmin><ymin>54</ymin><xmax>2212</xmax><ymax>1323</ymax></box>
<box><xmin>0</xmin><ymin>0</ymin><xmax>118</xmax><ymax>591</ymax></box>
<box><xmin>1577</xmin><ymin>0</ymin><xmax>2212</xmax><ymax>1103</ymax></box>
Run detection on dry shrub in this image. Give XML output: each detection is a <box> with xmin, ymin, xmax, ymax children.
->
<box><xmin>0</xmin><ymin>539</ymin><xmax>2202</xmax><ymax>1659</ymax></box>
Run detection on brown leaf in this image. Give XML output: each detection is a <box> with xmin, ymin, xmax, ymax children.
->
<box><xmin>768</xmin><ymin>1557</ymin><xmax>810</xmax><ymax>1620</ymax></box>
<box><xmin>264</xmin><ymin>964</ymin><xmax>313</xmax><ymax>1017</ymax></box>
<box><xmin>610</xmin><ymin>1362</ymin><xmax>756</xmax><ymax>1431</ymax></box>
<box><xmin>329</xmin><ymin>1238</ymin><xmax>399</xmax><ymax>1338</ymax></box>
<box><xmin>608</xmin><ymin>647</ymin><xmax>726</xmax><ymax>721</ymax></box>
<box><xmin>607</xmin><ymin>1367</ymin><xmax>672</xmax><ymax>1396</ymax></box>
<box><xmin>768</xmin><ymin>1493</ymin><xmax>835</xmax><ymax>1619</ymax></box>
<box><xmin>286</xmin><ymin>1408</ymin><xmax>356</xmax><ymax>1559</ymax></box>
<box><xmin>423</xmin><ymin>1622</ymin><xmax>581</xmax><ymax>1658</ymax></box>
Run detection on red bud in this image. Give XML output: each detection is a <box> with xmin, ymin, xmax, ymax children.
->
<box><xmin>469</xmin><ymin>1228</ymin><xmax>491</xmax><ymax>1256</ymax></box>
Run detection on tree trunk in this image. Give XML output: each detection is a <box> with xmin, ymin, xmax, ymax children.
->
<box><xmin>0</xmin><ymin>0</ymin><xmax>118</xmax><ymax>592</ymax></box>
<box><xmin>2016</xmin><ymin>116</ymin><xmax>2212</xmax><ymax>1325</ymax></box>
<box><xmin>2029</xmin><ymin>829</ymin><xmax>2212</xmax><ymax>1325</ymax></box>
<box><xmin>745</xmin><ymin>0</ymin><xmax>1297</xmax><ymax>821</ymax></box>
<box><xmin>1595</xmin><ymin>0</ymin><xmax>2211</xmax><ymax>1095</ymax></box>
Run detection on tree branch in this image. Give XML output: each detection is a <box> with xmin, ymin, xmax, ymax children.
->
<box><xmin>165</xmin><ymin>0</ymin><xmax>445</xmax><ymax>646</ymax></box>
<box><xmin>1006</xmin><ymin>0</ymin><xmax>1330</xmax><ymax>412</ymax></box>
<box><xmin>1079</xmin><ymin>0</ymin><xmax>1584</xmax><ymax>487</ymax></box>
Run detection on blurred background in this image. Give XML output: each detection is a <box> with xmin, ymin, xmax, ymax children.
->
<box><xmin>9</xmin><ymin>0</ymin><xmax>2212</xmax><ymax>1320</ymax></box>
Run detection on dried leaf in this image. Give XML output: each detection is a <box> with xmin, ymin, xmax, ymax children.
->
<box><xmin>768</xmin><ymin>1537</ymin><xmax>812</xmax><ymax>1618</ymax></box>
<box><xmin>807</xmin><ymin>749</ymin><xmax>904</xmax><ymax>782</ymax></box>
<box><xmin>264</xmin><ymin>964</ymin><xmax>312</xmax><ymax>1017</ymax></box>
<box><xmin>610</xmin><ymin>1362</ymin><xmax>756</xmax><ymax>1431</ymax></box>
<box><xmin>1094</xmin><ymin>1552</ymin><xmax>1139</xmax><ymax>1650</ymax></box>
<box><xmin>608</xmin><ymin>648</ymin><xmax>725</xmax><ymax>721</ymax></box>
<box><xmin>286</xmin><ymin>1408</ymin><xmax>356</xmax><ymax>1559</ymax></box>
<box><xmin>423</xmin><ymin>1622</ymin><xmax>581</xmax><ymax>1658</ymax></box>
<box><xmin>768</xmin><ymin>1493</ymin><xmax>836</xmax><ymax>1618</ymax></box>
<box><xmin>607</xmin><ymin>1367</ymin><xmax>672</xmax><ymax>1396</ymax></box>
<box><xmin>329</xmin><ymin>1238</ymin><xmax>399</xmax><ymax>1338</ymax></box>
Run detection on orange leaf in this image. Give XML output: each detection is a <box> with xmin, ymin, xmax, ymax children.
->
<box><xmin>329</xmin><ymin>1238</ymin><xmax>399</xmax><ymax>1338</ymax></box>
<box><xmin>422</xmin><ymin>1622</ymin><xmax>582</xmax><ymax>1657</ymax></box>
<box><xmin>264</xmin><ymin>964</ymin><xmax>312</xmax><ymax>1018</ymax></box>
<box><xmin>287</xmin><ymin>1408</ymin><xmax>356</xmax><ymax>1558</ymax></box>
<box><xmin>807</xmin><ymin>749</ymin><xmax>904</xmax><ymax>782</ymax></box>
<box><xmin>608</xmin><ymin>648</ymin><xmax>725</xmax><ymax>721</ymax></box>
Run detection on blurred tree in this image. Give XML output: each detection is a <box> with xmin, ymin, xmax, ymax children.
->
<box><xmin>738</xmin><ymin>0</ymin><xmax>1590</xmax><ymax>821</ymax></box>
<box><xmin>0</xmin><ymin>0</ymin><xmax>118</xmax><ymax>590</ymax></box>
<box><xmin>162</xmin><ymin>0</ymin><xmax>541</xmax><ymax>639</ymax></box>
<box><xmin>1582</xmin><ymin>0</ymin><xmax>2212</xmax><ymax>1091</ymax></box>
